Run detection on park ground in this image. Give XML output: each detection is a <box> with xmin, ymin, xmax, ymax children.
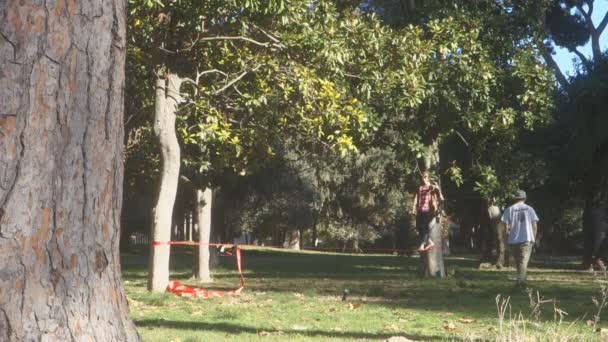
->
<box><xmin>123</xmin><ymin>248</ymin><xmax>608</xmax><ymax>341</ymax></box>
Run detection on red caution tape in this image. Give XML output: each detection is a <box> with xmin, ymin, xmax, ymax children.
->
<box><xmin>165</xmin><ymin>246</ymin><xmax>245</xmax><ymax>298</ymax></box>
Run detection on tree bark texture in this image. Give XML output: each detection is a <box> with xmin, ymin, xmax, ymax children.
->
<box><xmin>194</xmin><ymin>188</ymin><xmax>212</xmax><ymax>283</ymax></box>
<box><xmin>421</xmin><ymin>217</ymin><xmax>445</xmax><ymax>277</ymax></box>
<box><xmin>148</xmin><ymin>73</ymin><xmax>182</xmax><ymax>292</ymax></box>
<box><xmin>0</xmin><ymin>1</ymin><xmax>140</xmax><ymax>340</ymax></box>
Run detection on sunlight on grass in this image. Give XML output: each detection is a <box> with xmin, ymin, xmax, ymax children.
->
<box><xmin>123</xmin><ymin>248</ymin><xmax>608</xmax><ymax>341</ymax></box>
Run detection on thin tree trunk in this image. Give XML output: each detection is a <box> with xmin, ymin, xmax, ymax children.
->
<box><xmin>352</xmin><ymin>238</ymin><xmax>361</xmax><ymax>253</ymax></box>
<box><xmin>148</xmin><ymin>73</ymin><xmax>183</xmax><ymax>292</ymax></box>
<box><xmin>495</xmin><ymin>221</ymin><xmax>506</xmax><ymax>267</ymax></box>
<box><xmin>582</xmin><ymin>146</ymin><xmax>608</xmax><ymax>267</ymax></box>
<box><xmin>187</xmin><ymin>211</ymin><xmax>193</xmax><ymax>241</ymax></box>
<box><xmin>181</xmin><ymin>216</ymin><xmax>187</xmax><ymax>240</ymax></box>
<box><xmin>0</xmin><ymin>1</ymin><xmax>139</xmax><ymax>339</ymax></box>
<box><xmin>194</xmin><ymin>188</ymin><xmax>213</xmax><ymax>282</ymax></box>
<box><xmin>311</xmin><ymin>215</ymin><xmax>318</xmax><ymax>247</ymax></box>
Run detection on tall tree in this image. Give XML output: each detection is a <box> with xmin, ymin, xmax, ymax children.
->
<box><xmin>0</xmin><ymin>1</ymin><xmax>139</xmax><ymax>340</ymax></box>
<box><xmin>128</xmin><ymin>0</ymin><xmax>372</xmax><ymax>291</ymax></box>
<box><xmin>514</xmin><ymin>0</ymin><xmax>608</xmax><ymax>265</ymax></box>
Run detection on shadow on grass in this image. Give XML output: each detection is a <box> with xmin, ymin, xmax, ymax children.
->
<box><xmin>134</xmin><ymin>319</ymin><xmax>445</xmax><ymax>341</ymax></box>
<box><xmin>123</xmin><ymin>249</ymin><xmax>604</xmax><ymax>322</ymax></box>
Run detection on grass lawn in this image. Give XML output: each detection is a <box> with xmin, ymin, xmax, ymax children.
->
<box><xmin>123</xmin><ymin>248</ymin><xmax>608</xmax><ymax>341</ymax></box>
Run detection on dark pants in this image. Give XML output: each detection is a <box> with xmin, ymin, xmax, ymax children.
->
<box><xmin>416</xmin><ymin>212</ymin><xmax>434</xmax><ymax>244</ymax></box>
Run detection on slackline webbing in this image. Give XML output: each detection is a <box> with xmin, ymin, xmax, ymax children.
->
<box><xmin>153</xmin><ymin>241</ymin><xmax>245</xmax><ymax>298</ymax></box>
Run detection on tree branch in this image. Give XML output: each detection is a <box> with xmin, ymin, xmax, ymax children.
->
<box><xmin>454</xmin><ymin>130</ymin><xmax>469</xmax><ymax>147</ymax></box>
<box><xmin>158</xmin><ymin>46</ymin><xmax>177</xmax><ymax>54</ymax></box>
<box><xmin>570</xmin><ymin>47</ymin><xmax>590</xmax><ymax>67</ymax></box>
<box><xmin>213</xmin><ymin>70</ymin><xmax>248</xmax><ymax>95</ymax></box>
<box><xmin>536</xmin><ymin>38</ymin><xmax>570</xmax><ymax>92</ymax></box>
<box><xmin>252</xmin><ymin>24</ymin><xmax>286</xmax><ymax>48</ymax></box>
<box><xmin>344</xmin><ymin>73</ymin><xmax>371</xmax><ymax>80</ymax></box>
<box><xmin>598</xmin><ymin>10</ymin><xmax>608</xmax><ymax>36</ymax></box>
<box><xmin>180</xmin><ymin>175</ymin><xmax>194</xmax><ymax>185</ymax></box>
<box><xmin>201</xmin><ymin>36</ymin><xmax>271</xmax><ymax>47</ymax></box>
<box><xmin>213</xmin><ymin>65</ymin><xmax>262</xmax><ymax>95</ymax></box>
<box><xmin>577</xmin><ymin>4</ymin><xmax>593</xmax><ymax>26</ymax></box>
<box><xmin>577</xmin><ymin>4</ymin><xmax>602</xmax><ymax>59</ymax></box>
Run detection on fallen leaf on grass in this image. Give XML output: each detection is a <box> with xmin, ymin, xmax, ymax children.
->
<box><xmin>259</xmin><ymin>331</ymin><xmax>271</xmax><ymax>336</ymax></box>
<box><xmin>331</xmin><ymin>327</ymin><xmax>344</xmax><ymax>332</ymax></box>
<box><xmin>294</xmin><ymin>293</ymin><xmax>305</xmax><ymax>298</ymax></box>
<box><xmin>443</xmin><ymin>322</ymin><xmax>456</xmax><ymax>331</ymax></box>
<box><xmin>328</xmin><ymin>307</ymin><xmax>337</xmax><ymax>312</ymax></box>
<box><xmin>348</xmin><ymin>302</ymin><xmax>361</xmax><ymax>310</ymax></box>
<box><xmin>191</xmin><ymin>310</ymin><xmax>205</xmax><ymax>316</ymax></box>
<box><xmin>257</xmin><ymin>299</ymin><xmax>273</xmax><ymax>307</ymax></box>
<box><xmin>384</xmin><ymin>323</ymin><xmax>400</xmax><ymax>331</ymax></box>
<box><xmin>459</xmin><ymin>317</ymin><xmax>475</xmax><ymax>324</ymax></box>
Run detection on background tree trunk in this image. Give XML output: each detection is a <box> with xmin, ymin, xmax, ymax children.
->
<box><xmin>420</xmin><ymin>140</ymin><xmax>445</xmax><ymax>278</ymax></box>
<box><xmin>148</xmin><ymin>73</ymin><xmax>182</xmax><ymax>292</ymax></box>
<box><xmin>0</xmin><ymin>1</ymin><xmax>139</xmax><ymax>340</ymax></box>
<box><xmin>283</xmin><ymin>229</ymin><xmax>301</xmax><ymax>250</ymax></box>
<box><xmin>194</xmin><ymin>188</ymin><xmax>213</xmax><ymax>282</ymax></box>
<box><xmin>422</xmin><ymin>217</ymin><xmax>446</xmax><ymax>277</ymax></box>
<box><xmin>311</xmin><ymin>215</ymin><xmax>318</xmax><ymax>247</ymax></box>
<box><xmin>582</xmin><ymin>147</ymin><xmax>608</xmax><ymax>267</ymax></box>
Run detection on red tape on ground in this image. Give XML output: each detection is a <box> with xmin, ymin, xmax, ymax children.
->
<box><xmin>159</xmin><ymin>244</ymin><xmax>245</xmax><ymax>298</ymax></box>
<box><xmin>153</xmin><ymin>240</ymin><xmax>416</xmax><ymax>298</ymax></box>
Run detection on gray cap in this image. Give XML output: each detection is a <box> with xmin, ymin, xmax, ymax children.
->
<box><xmin>512</xmin><ymin>189</ymin><xmax>527</xmax><ymax>200</ymax></box>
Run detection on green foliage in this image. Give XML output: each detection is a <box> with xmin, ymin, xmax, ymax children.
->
<box><xmin>124</xmin><ymin>0</ymin><xmax>561</xmax><ymax>245</ymax></box>
<box><xmin>560</xmin><ymin>55</ymin><xmax>608</xmax><ymax>206</ymax></box>
<box><xmin>127</xmin><ymin>0</ymin><xmax>379</xmax><ymax>182</ymax></box>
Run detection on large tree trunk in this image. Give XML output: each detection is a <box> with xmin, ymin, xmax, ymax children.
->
<box><xmin>0</xmin><ymin>1</ymin><xmax>139</xmax><ymax>340</ymax></box>
<box><xmin>148</xmin><ymin>73</ymin><xmax>183</xmax><ymax>292</ymax></box>
<box><xmin>194</xmin><ymin>188</ymin><xmax>213</xmax><ymax>282</ymax></box>
<box><xmin>420</xmin><ymin>140</ymin><xmax>445</xmax><ymax>278</ymax></box>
